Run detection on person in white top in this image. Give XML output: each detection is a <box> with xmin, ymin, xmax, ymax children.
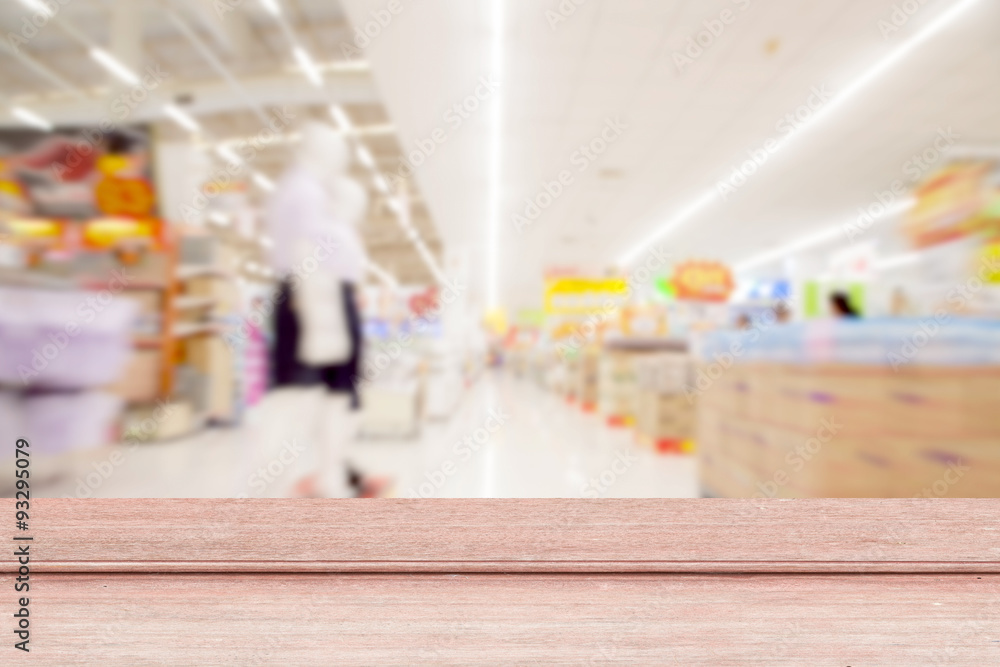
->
<box><xmin>263</xmin><ymin>121</ymin><xmax>370</xmax><ymax>498</ymax></box>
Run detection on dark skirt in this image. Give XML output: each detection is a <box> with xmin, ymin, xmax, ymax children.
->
<box><xmin>271</xmin><ymin>279</ymin><xmax>362</xmax><ymax>409</ymax></box>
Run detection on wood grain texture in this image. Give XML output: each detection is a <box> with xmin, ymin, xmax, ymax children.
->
<box><xmin>8</xmin><ymin>572</ymin><xmax>999</xmax><ymax>666</ymax></box>
<box><xmin>5</xmin><ymin>500</ymin><xmax>999</xmax><ymax>664</ymax></box>
<box><xmin>5</xmin><ymin>499</ymin><xmax>1000</xmax><ymax>573</ymax></box>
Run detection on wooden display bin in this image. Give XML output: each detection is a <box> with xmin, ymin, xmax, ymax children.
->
<box><xmin>697</xmin><ymin>363</ymin><xmax>1000</xmax><ymax>497</ymax></box>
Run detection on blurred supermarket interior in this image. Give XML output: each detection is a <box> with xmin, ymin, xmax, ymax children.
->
<box><xmin>1</xmin><ymin>0</ymin><xmax>999</xmax><ymax>498</ymax></box>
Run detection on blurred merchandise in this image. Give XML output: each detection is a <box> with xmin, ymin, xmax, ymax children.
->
<box><xmin>3</xmin><ymin>0</ymin><xmax>998</xmax><ymax>501</ymax></box>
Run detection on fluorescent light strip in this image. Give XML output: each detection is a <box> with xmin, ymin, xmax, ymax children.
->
<box><xmin>252</xmin><ymin>172</ymin><xmax>275</xmax><ymax>191</ymax></box>
<box><xmin>734</xmin><ymin>197</ymin><xmax>914</xmax><ymax>273</ymax></box>
<box><xmin>356</xmin><ymin>145</ymin><xmax>376</xmax><ymax>170</ymax></box>
<box><xmin>386</xmin><ymin>197</ymin><xmax>403</xmax><ymax>214</ymax></box>
<box><xmin>618</xmin><ymin>188</ymin><xmax>717</xmax><ymax>266</ymax></box>
<box><xmin>11</xmin><ymin>106</ymin><xmax>53</xmax><ymax>131</ymax></box>
<box><xmin>89</xmin><ymin>48</ymin><xmax>140</xmax><ymax>86</ymax></box>
<box><xmin>18</xmin><ymin>0</ymin><xmax>54</xmax><ymax>18</ymax></box>
<box><xmin>388</xmin><ymin>195</ymin><xmax>445</xmax><ymax>284</ymax></box>
<box><xmin>329</xmin><ymin>105</ymin><xmax>353</xmax><ymax>133</ymax></box>
<box><xmin>285</xmin><ymin>60</ymin><xmax>371</xmax><ymax>75</ymax></box>
<box><xmin>204</xmin><ymin>124</ymin><xmax>393</xmax><ymax>154</ymax></box>
<box><xmin>163</xmin><ymin>104</ymin><xmax>201</xmax><ymax>133</ymax></box>
<box><xmin>367</xmin><ymin>260</ymin><xmax>399</xmax><ymax>289</ymax></box>
<box><xmin>293</xmin><ymin>47</ymin><xmax>323</xmax><ymax>87</ymax></box>
<box><xmin>486</xmin><ymin>0</ymin><xmax>504</xmax><ymax>309</ymax></box>
<box><xmin>215</xmin><ymin>145</ymin><xmax>242</xmax><ymax>165</ymax></box>
<box><xmin>259</xmin><ymin>0</ymin><xmax>281</xmax><ymax>16</ymax></box>
<box><xmin>875</xmin><ymin>251</ymin><xmax>922</xmax><ymax>271</ymax></box>
<box><xmin>415</xmin><ymin>240</ymin><xmax>447</xmax><ymax>284</ymax></box>
<box><xmin>616</xmin><ymin>0</ymin><xmax>982</xmax><ymax>267</ymax></box>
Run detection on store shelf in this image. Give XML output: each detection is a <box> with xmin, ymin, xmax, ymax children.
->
<box><xmin>177</xmin><ymin>265</ymin><xmax>234</xmax><ymax>281</ymax></box>
<box><xmin>175</xmin><ymin>296</ymin><xmax>217</xmax><ymax>310</ymax></box>
<box><xmin>174</xmin><ymin>322</ymin><xmax>221</xmax><ymax>338</ymax></box>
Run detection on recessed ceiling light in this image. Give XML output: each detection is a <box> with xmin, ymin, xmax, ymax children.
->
<box><xmin>11</xmin><ymin>106</ymin><xmax>52</xmax><ymax>131</ymax></box>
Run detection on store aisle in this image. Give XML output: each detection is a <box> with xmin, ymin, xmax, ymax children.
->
<box><xmin>28</xmin><ymin>373</ymin><xmax>698</xmax><ymax>499</ymax></box>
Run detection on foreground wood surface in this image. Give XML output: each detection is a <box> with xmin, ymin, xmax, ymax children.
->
<box><xmin>8</xmin><ymin>499</ymin><xmax>1000</xmax><ymax>572</ymax></box>
<box><xmin>4</xmin><ymin>499</ymin><xmax>999</xmax><ymax>665</ymax></box>
<box><xmin>7</xmin><ymin>573</ymin><xmax>999</xmax><ymax>665</ymax></box>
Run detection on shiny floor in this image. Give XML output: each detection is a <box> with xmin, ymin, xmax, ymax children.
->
<box><xmin>28</xmin><ymin>372</ymin><xmax>699</xmax><ymax>498</ymax></box>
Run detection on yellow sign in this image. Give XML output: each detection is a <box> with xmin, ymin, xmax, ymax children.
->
<box><xmin>83</xmin><ymin>217</ymin><xmax>158</xmax><ymax>249</ymax></box>
<box><xmin>981</xmin><ymin>242</ymin><xmax>1000</xmax><ymax>284</ymax></box>
<box><xmin>7</xmin><ymin>218</ymin><xmax>62</xmax><ymax>243</ymax></box>
<box><xmin>544</xmin><ymin>277</ymin><xmax>628</xmax><ymax>315</ymax></box>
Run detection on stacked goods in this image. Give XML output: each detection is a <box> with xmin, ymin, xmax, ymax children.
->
<box><xmin>600</xmin><ymin>337</ymin><xmax>690</xmax><ymax>428</ymax></box>
<box><xmin>564</xmin><ymin>352</ymin><xmax>580</xmax><ymax>402</ymax></box>
<box><xmin>597</xmin><ymin>350</ymin><xmax>636</xmax><ymax>425</ymax></box>
<box><xmin>696</xmin><ymin>320</ymin><xmax>1000</xmax><ymax>498</ymax></box>
<box><xmin>575</xmin><ymin>348</ymin><xmax>600</xmax><ymax>410</ymax></box>
<box><xmin>508</xmin><ymin>348</ymin><xmax>525</xmax><ymax>377</ymax></box>
<box><xmin>634</xmin><ymin>352</ymin><xmax>696</xmax><ymax>453</ymax></box>
<box><xmin>529</xmin><ymin>348</ymin><xmax>552</xmax><ymax>388</ymax></box>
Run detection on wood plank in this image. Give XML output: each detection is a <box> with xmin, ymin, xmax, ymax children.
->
<box><xmin>10</xmin><ymin>572</ymin><xmax>1000</xmax><ymax>665</ymax></box>
<box><xmin>6</xmin><ymin>499</ymin><xmax>1000</xmax><ymax>573</ymax></box>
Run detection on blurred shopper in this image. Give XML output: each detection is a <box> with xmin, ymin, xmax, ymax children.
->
<box><xmin>830</xmin><ymin>291</ymin><xmax>861</xmax><ymax>319</ymax></box>
<box><xmin>773</xmin><ymin>302</ymin><xmax>792</xmax><ymax>323</ymax></box>
<box><xmin>264</xmin><ymin>121</ymin><xmax>370</xmax><ymax>497</ymax></box>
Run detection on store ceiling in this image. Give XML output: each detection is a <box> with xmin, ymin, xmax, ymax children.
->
<box><xmin>340</xmin><ymin>0</ymin><xmax>1000</xmax><ymax>312</ymax></box>
<box><xmin>3</xmin><ymin>0</ymin><xmax>999</xmax><ymax>305</ymax></box>
<box><xmin>0</xmin><ymin>0</ymin><xmax>442</xmax><ymax>285</ymax></box>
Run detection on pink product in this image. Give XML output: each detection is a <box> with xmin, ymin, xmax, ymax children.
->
<box><xmin>0</xmin><ymin>288</ymin><xmax>138</xmax><ymax>389</ymax></box>
<box><xmin>244</xmin><ymin>323</ymin><xmax>268</xmax><ymax>406</ymax></box>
